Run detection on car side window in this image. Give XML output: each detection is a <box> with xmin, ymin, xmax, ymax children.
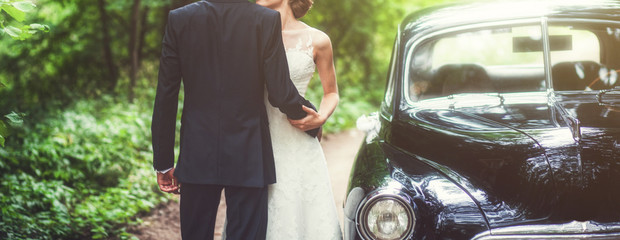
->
<box><xmin>408</xmin><ymin>25</ymin><xmax>546</xmax><ymax>102</ymax></box>
<box><xmin>549</xmin><ymin>23</ymin><xmax>618</xmax><ymax>91</ymax></box>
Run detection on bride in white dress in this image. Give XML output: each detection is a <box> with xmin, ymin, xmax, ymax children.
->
<box><xmin>257</xmin><ymin>0</ymin><xmax>342</xmax><ymax>239</ymax></box>
<box><xmin>222</xmin><ymin>0</ymin><xmax>341</xmax><ymax>238</ymax></box>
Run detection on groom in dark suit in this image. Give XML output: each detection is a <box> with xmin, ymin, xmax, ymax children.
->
<box><xmin>151</xmin><ymin>0</ymin><xmax>312</xmax><ymax>239</ymax></box>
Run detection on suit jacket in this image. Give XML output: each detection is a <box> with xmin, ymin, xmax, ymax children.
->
<box><xmin>152</xmin><ymin>0</ymin><xmax>310</xmax><ymax>187</ymax></box>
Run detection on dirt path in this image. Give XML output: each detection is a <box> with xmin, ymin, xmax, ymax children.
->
<box><xmin>129</xmin><ymin>129</ymin><xmax>365</xmax><ymax>239</ymax></box>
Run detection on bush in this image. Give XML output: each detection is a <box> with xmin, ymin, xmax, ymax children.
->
<box><xmin>0</xmin><ymin>97</ymin><xmax>169</xmax><ymax>239</ymax></box>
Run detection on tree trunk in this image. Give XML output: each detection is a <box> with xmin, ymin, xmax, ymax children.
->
<box><xmin>97</xmin><ymin>0</ymin><xmax>118</xmax><ymax>92</ymax></box>
<box><xmin>138</xmin><ymin>6</ymin><xmax>149</xmax><ymax>68</ymax></box>
<box><xmin>128</xmin><ymin>0</ymin><xmax>141</xmax><ymax>102</ymax></box>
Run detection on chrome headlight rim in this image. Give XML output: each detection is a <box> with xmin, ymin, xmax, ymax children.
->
<box><xmin>355</xmin><ymin>189</ymin><xmax>416</xmax><ymax>240</ymax></box>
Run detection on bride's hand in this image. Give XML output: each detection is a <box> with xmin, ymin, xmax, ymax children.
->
<box><xmin>288</xmin><ymin>105</ymin><xmax>325</xmax><ymax>131</ymax></box>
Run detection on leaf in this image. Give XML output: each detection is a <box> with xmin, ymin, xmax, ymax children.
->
<box><xmin>3</xmin><ymin>25</ymin><xmax>21</xmax><ymax>38</ymax></box>
<box><xmin>5</xmin><ymin>111</ymin><xmax>24</xmax><ymax>126</ymax></box>
<box><xmin>0</xmin><ymin>120</ymin><xmax>7</xmax><ymax>137</ymax></box>
<box><xmin>11</xmin><ymin>1</ymin><xmax>36</xmax><ymax>12</ymax></box>
<box><xmin>1</xmin><ymin>5</ymin><xmax>26</xmax><ymax>22</ymax></box>
<box><xmin>0</xmin><ymin>119</ymin><xmax>5</xmax><ymax>147</ymax></box>
<box><xmin>29</xmin><ymin>23</ymin><xmax>49</xmax><ymax>32</ymax></box>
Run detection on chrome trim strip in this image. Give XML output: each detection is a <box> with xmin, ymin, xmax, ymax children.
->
<box><xmin>472</xmin><ymin>221</ymin><xmax>620</xmax><ymax>240</ymax></box>
<box><xmin>541</xmin><ymin>17</ymin><xmax>553</xmax><ymax>94</ymax></box>
<box><xmin>597</xmin><ymin>86</ymin><xmax>620</xmax><ymax>106</ymax></box>
<box><xmin>547</xmin><ymin>18</ymin><xmax>620</xmax><ymax>25</ymax></box>
<box><xmin>472</xmin><ymin>233</ymin><xmax>620</xmax><ymax>240</ymax></box>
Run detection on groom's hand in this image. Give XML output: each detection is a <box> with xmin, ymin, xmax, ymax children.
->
<box><xmin>288</xmin><ymin>105</ymin><xmax>325</xmax><ymax>131</ymax></box>
<box><xmin>157</xmin><ymin>168</ymin><xmax>180</xmax><ymax>195</ymax></box>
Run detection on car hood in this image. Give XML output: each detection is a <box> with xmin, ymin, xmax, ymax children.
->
<box><xmin>393</xmin><ymin>92</ymin><xmax>620</xmax><ymax>227</ymax></box>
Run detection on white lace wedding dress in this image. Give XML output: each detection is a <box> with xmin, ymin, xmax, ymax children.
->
<box><xmin>264</xmin><ymin>27</ymin><xmax>343</xmax><ymax>240</ymax></box>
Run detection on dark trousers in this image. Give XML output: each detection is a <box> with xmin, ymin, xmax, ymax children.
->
<box><xmin>180</xmin><ymin>183</ymin><xmax>268</xmax><ymax>240</ymax></box>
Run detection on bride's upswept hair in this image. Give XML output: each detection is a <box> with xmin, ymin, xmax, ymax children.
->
<box><xmin>289</xmin><ymin>0</ymin><xmax>313</xmax><ymax>19</ymax></box>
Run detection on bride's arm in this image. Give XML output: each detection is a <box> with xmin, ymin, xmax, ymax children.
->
<box><xmin>314</xmin><ymin>31</ymin><xmax>339</xmax><ymax>125</ymax></box>
<box><xmin>289</xmin><ymin>30</ymin><xmax>339</xmax><ymax>131</ymax></box>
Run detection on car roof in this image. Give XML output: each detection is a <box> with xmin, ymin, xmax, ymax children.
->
<box><xmin>401</xmin><ymin>0</ymin><xmax>620</xmax><ymax>38</ymax></box>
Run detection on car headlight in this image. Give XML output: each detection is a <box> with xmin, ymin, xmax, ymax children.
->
<box><xmin>356</xmin><ymin>190</ymin><xmax>416</xmax><ymax>240</ymax></box>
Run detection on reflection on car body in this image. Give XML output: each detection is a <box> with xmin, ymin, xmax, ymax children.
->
<box><xmin>344</xmin><ymin>1</ymin><xmax>620</xmax><ymax>239</ymax></box>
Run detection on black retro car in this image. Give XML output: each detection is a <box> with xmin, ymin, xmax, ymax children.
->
<box><xmin>344</xmin><ymin>1</ymin><xmax>620</xmax><ymax>239</ymax></box>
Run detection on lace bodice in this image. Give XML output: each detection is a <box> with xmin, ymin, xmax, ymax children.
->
<box><xmin>283</xmin><ymin>27</ymin><xmax>316</xmax><ymax>96</ymax></box>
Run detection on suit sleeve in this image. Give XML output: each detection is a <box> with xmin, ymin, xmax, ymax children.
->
<box><xmin>152</xmin><ymin>12</ymin><xmax>182</xmax><ymax>171</ymax></box>
<box><xmin>263</xmin><ymin>13</ymin><xmax>308</xmax><ymax>120</ymax></box>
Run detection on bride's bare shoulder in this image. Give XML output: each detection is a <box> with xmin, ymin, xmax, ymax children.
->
<box><xmin>306</xmin><ymin>26</ymin><xmax>332</xmax><ymax>51</ymax></box>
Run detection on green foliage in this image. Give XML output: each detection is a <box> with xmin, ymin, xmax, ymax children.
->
<box><xmin>4</xmin><ymin>111</ymin><xmax>24</xmax><ymax>125</ymax></box>
<box><xmin>305</xmin><ymin>78</ymin><xmax>379</xmax><ymax>133</ymax></box>
<box><xmin>0</xmin><ymin>0</ymin><xmax>48</xmax><ymax>148</ymax></box>
<box><xmin>0</xmin><ymin>98</ymin><xmax>169</xmax><ymax>239</ymax></box>
<box><xmin>0</xmin><ymin>0</ymin><xmax>49</xmax><ymax>40</ymax></box>
<box><xmin>0</xmin><ymin>117</ymin><xmax>9</xmax><ymax>147</ymax></box>
<box><xmin>1</xmin><ymin>2</ymin><xmax>27</xmax><ymax>22</ymax></box>
<box><xmin>0</xmin><ymin>112</ymin><xmax>24</xmax><ymax>147</ymax></box>
<box><xmin>0</xmin><ymin>0</ymin><xmax>184</xmax><ymax>115</ymax></box>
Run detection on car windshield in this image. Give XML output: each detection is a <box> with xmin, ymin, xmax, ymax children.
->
<box><xmin>407</xmin><ymin>22</ymin><xmax>620</xmax><ymax>102</ymax></box>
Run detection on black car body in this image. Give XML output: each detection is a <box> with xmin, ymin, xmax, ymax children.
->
<box><xmin>344</xmin><ymin>1</ymin><xmax>620</xmax><ymax>239</ymax></box>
